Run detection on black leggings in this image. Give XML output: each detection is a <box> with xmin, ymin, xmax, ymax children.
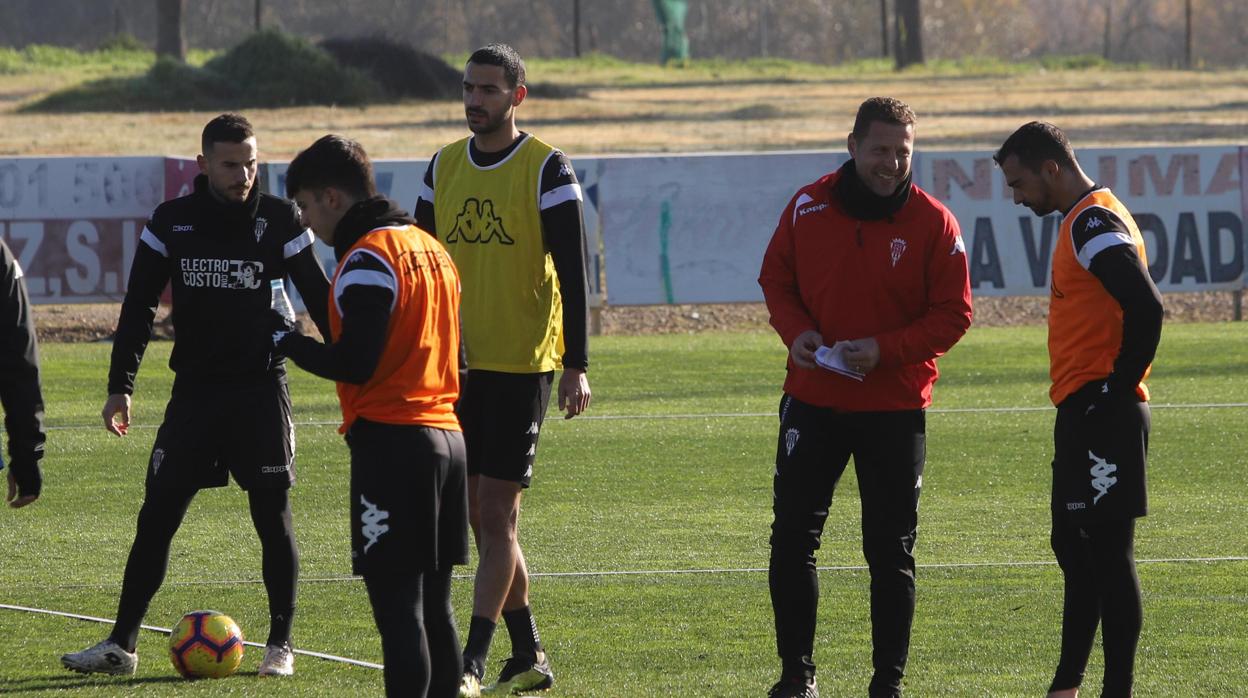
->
<box><xmin>110</xmin><ymin>488</ymin><xmax>299</xmax><ymax>650</ymax></box>
<box><xmin>1048</xmin><ymin>516</ymin><xmax>1141</xmax><ymax>697</ymax></box>
<box><xmin>364</xmin><ymin>569</ymin><xmax>461</xmax><ymax>698</ymax></box>
<box><xmin>769</xmin><ymin>398</ymin><xmax>925</xmax><ymax>697</ymax></box>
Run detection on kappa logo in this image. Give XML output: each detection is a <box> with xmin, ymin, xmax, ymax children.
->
<box><xmin>172</xmin><ymin>224</ymin><xmax>194</xmax><ymax>232</ymax></box>
<box><xmin>151</xmin><ymin>448</ymin><xmax>165</xmax><ymax>474</ymax></box>
<box><xmin>1088</xmin><ymin>450</ymin><xmax>1119</xmax><ymax>504</ymax></box>
<box><xmin>359</xmin><ymin>495</ymin><xmax>390</xmax><ymax>553</ymax></box>
<box><xmin>889</xmin><ymin>237</ymin><xmax>908</xmax><ymax>267</ymax></box>
<box><xmin>253</xmin><ymin>217</ymin><xmax>268</xmax><ymax>242</ymax></box>
<box><xmin>557</xmin><ymin>161</ymin><xmax>574</xmax><ymax>178</ymax></box>
<box><xmin>446</xmin><ymin>198</ymin><xmax>514</xmax><ymax>245</ymax></box>
<box><xmin>798</xmin><ymin>203</ymin><xmax>829</xmax><ymax>217</ymax></box>
<box><xmin>784</xmin><ymin>428</ymin><xmax>800</xmax><ymax>456</ymax></box>
<box><xmin>526</xmin><ymin>422</ymin><xmax>540</xmax><ymax>435</ymax></box>
<box><xmin>525</xmin><ymin>444</ymin><xmax>536</xmax><ymax>457</ymax></box>
<box><xmin>950</xmin><ymin>234</ymin><xmax>966</xmax><ymax>256</ymax></box>
<box><xmin>1085</xmin><ymin>216</ymin><xmax>1105</xmax><ymax>230</ymax></box>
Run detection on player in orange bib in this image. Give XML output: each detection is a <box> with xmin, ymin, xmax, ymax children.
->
<box><xmin>996</xmin><ymin>122</ymin><xmax>1163</xmax><ymax>698</ymax></box>
<box><xmin>277</xmin><ymin>135</ymin><xmax>468</xmax><ymax>698</ymax></box>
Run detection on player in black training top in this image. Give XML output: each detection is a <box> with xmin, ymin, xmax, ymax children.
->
<box><xmin>0</xmin><ymin>238</ymin><xmax>45</xmax><ymax>509</ymax></box>
<box><xmin>61</xmin><ymin>114</ymin><xmax>330</xmax><ymax>678</ymax></box>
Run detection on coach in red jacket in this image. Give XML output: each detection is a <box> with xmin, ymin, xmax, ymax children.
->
<box><xmin>758</xmin><ymin>97</ymin><xmax>972</xmax><ymax>698</ymax></box>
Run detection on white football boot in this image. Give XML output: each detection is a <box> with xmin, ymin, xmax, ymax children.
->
<box><xmin>61</xmin><ymin>639</ymin><xmax>138</xmax><ymax>675</ymax></box>
<box><xmin>257</xmin><ymin>642</ymin><xmax>295</xmax><ymax>677</ymax></box>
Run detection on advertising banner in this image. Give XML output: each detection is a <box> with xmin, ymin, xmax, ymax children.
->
<box><xmin>927</xmin><ymin>146</ymin><xmax>1243</xmax><ymax>297</ymax></box>
<box><xmin>3</xmin><ymin>147</ymin><xmax>1241</xmax><ymax>307</ymax></box>
<box><xmin>0</xmin><ymin>157</ymin><xmax>164</xmax><ymax>303</ymax></box>
<box><xmin>598</xmin><ymin>151</ymin><xmax>845</xmax><ymax>305</ymax></box>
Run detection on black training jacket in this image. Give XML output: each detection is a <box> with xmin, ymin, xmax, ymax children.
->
<box><xmin>108</xmin><ymin>175</ymin><xmax>330</xmax><ymax>395</ymax></box>
<box><xmin>0</xmin><ymin>239</ymin><xmax>45</xmax><ymax>496</ymax></box>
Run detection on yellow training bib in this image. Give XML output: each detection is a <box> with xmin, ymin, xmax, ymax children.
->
<box><xmin>433</xmin><ymin>134</ymin><xmax>564</xmax><ymax>373</ymax></box>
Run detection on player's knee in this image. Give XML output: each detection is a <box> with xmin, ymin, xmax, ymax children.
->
<box><xmin>477</xmin><ymin>501</ymin><xmax>518</xmax><ymax>542</ymax></box>
<box><xmin>861</xmin><ymin>531</ymin><xmax>916</xmax><ymax>571</ymax></box>
<box><xmin>769</xmin><ymin>533</ymin><xmax>819</xmax><ymax>567</ymax></box>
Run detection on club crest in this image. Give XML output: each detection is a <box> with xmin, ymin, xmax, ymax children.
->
<box><xmin>784</xmin><ymin>428</ymin><xmax>800</xmax><ymax>456</ymax></box>
<box><xmin>890</xmin><ymin>237</ymin><xmax>907</xmax><ymax>267</ymax></box>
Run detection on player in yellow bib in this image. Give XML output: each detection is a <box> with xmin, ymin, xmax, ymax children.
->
<box><xmin>415</xmin><ymin>43</ymin><xmax>591</xmax><ymax>698</ymax></box>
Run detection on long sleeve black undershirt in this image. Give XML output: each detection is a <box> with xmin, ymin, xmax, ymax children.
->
<box><xmin>279</xmin><ymin>284</ymin><xmax>392</xmax><ymax>386</ymax></box>
<box><xmin>286</xmin><ymin>246</ymin><xmax>332</xmax><ymax>340</ymax></box>
<box><xmin>1088</xmin><ymin>244</ymin><xmax>1164</xmax><ymax>394</ymax></box>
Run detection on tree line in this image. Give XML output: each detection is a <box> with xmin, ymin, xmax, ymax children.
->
<box><xmin>1</xmin><ymin>0</ymin><xmax>1243</xmax><ymax>69</ymax></box>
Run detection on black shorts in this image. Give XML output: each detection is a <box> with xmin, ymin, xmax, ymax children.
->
<box><xmin>146</xmin><ymin>378</ymin><xmax>295</xmax><ymax>493</ymax></box>
<box><xmin>458</xmin><ymin>369</ymin><xmax>553</xmax><ymax>488</ymax></box>
<box><xmin>347</xmin><ymin>418</ymin><xmax>470</xmax><ymax>576</ymax></box>
<box><xmin>1052</xmin><ymin>382</ymin><xmax>1150</xmax><ymax>524</ymax></box>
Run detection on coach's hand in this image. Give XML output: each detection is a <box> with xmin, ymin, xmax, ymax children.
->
<box><xmin>790</xmin><ymin>330</ymin><xmax>823</xmax><ymax>369</ymax></box>
<box><xmin>103</xmin><ymin>393</ymin><xmax>131</xmax><ymax>437</ymax></box>
<box><xmin>558</xmin><ymin>368</ymin><xmax>591</xmax><ymax>419</ymax></box>
<box><xmin>842</xmin><ymin>336</ymin><xmax>880</xmax><ymax>374</ymax></box>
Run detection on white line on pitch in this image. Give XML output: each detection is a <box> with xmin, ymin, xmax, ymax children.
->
<box><xmin>40</xmin><ymin>556</ymin><xmax>1248</xmax><ymax>589</ymax></box>
<box><xmin>0</xmin><ymin>603</ymin><xmax>383</xmax><ymax>670</ymax></box>
<box><xmin>44</xmin><ymin>401</ymin><xmax>1248</xmax><ymax>431</ymax></box>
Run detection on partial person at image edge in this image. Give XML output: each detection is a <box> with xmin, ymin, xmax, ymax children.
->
<box><xmin>0</xmin><ymin>238</ymin><xmax>46</xmax><ymax>509</ymax></box>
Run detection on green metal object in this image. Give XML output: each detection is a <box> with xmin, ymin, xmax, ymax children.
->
<box><xmin>651</xmin><ymin>0</ymin><xmax>689</xmax><ymax>64</ymax></box>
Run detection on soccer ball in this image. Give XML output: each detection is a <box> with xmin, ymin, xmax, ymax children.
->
<box><xmin>168</xmin><ymin>610</ymin><xmax>245</xmax><ymax>679</ymax></box>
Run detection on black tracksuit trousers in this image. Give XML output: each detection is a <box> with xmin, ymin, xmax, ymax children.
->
<box><xmin>769</xmin><ymin>394</ymin><xmax>926</xmax><ymax>698</ymax></box>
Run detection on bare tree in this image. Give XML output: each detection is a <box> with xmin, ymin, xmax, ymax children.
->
<box><xmin>1103</xmin><ymin>0</ymin><xmax>1112</xmax><ymax>59</ymax></box>
<box><xmin>894</xmin><ymin>0</ymin><xmax>923</xmax><ymax>69</ymax></box>
<box><xmin>155</xmin><ymin>0</ymin><xmax>185</xmax><ymax>60</ymax></box>
<box><xmin>880</xmin><ymin>0</ymin><xmax>889</xmax><ymax>57</ymax></box>
<box><xmin>1183</xmin><ymin>0</ymin><xmax>1192</xmax><ymax>67</ymax></box>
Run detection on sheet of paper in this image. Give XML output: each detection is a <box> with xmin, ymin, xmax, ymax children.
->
<box><xmin>814</xmin><ymin>342</ymin><xmax>865</xmax><ymax>381</ymax></box>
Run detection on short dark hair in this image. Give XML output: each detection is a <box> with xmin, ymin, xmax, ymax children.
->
<box><xmin>201</xmin><ymin>113</ymin><xmax>254</xmax><ymax>154</ymax></box>
<box><xmin>467</xmin><ymin>43</ymin><xmax>526</xmax><ymax>89</ymax></box>
<box><xmin>994</xmin><ymin>121</ymin><xmax>1078</xmax><ymax>172</ymax></box>
<box><xmin>851</xmin><ymin>97</ymin><xmax>916</xmax><ymax>141</ymax></box>
<box><xmin>285</xmin><ymin>135</ymin><xmax>376</xmax><ymax>201</ymax></box>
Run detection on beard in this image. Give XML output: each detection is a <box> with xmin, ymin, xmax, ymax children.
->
<box><xmin>211</xmin><ymin>181</ymin><xmax>251</xmax><ymax>203</ymax></box>
<box><xmin>466</xmin><ymin>106</ymin><xmax>508</xmax><ymax>135</ymax></box>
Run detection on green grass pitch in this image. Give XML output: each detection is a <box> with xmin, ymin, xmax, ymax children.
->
<box><xmin>1</xmin><ymin>322</ymin><xmax>1246</xmax><ymax>696</ymax></box>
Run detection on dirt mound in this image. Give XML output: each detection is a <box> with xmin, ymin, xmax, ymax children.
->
<box><xmin>319</xmin><ymin>37</ymin><xmax>460</xmax><ymax>100</ymax></box>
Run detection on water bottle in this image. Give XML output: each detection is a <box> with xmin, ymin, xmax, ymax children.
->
<box><xmin>270</xmin><ymin>278</ymin><xmax>295</xmax><ymax>325</ymax></box>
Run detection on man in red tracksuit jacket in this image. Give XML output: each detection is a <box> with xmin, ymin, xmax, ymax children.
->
<box><xmin>758</xmin><ymin>97</ymin><xmax>973</xmax><ymax>698</ymax></box>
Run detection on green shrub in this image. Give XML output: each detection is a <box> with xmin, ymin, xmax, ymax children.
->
<box><xmin>97</xmin><ymin>34</ymin><xmax>148</xmax><ymax>53</ymax></box>
<box><xmin>26</xmin><ymin>29</ymin><xmax>380</xmax><ymax>111</ymax></box>
<box><xmin>205</xmin><ymin>29</ymin><xmax>379</xmax><ymax>107</ymax></box>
